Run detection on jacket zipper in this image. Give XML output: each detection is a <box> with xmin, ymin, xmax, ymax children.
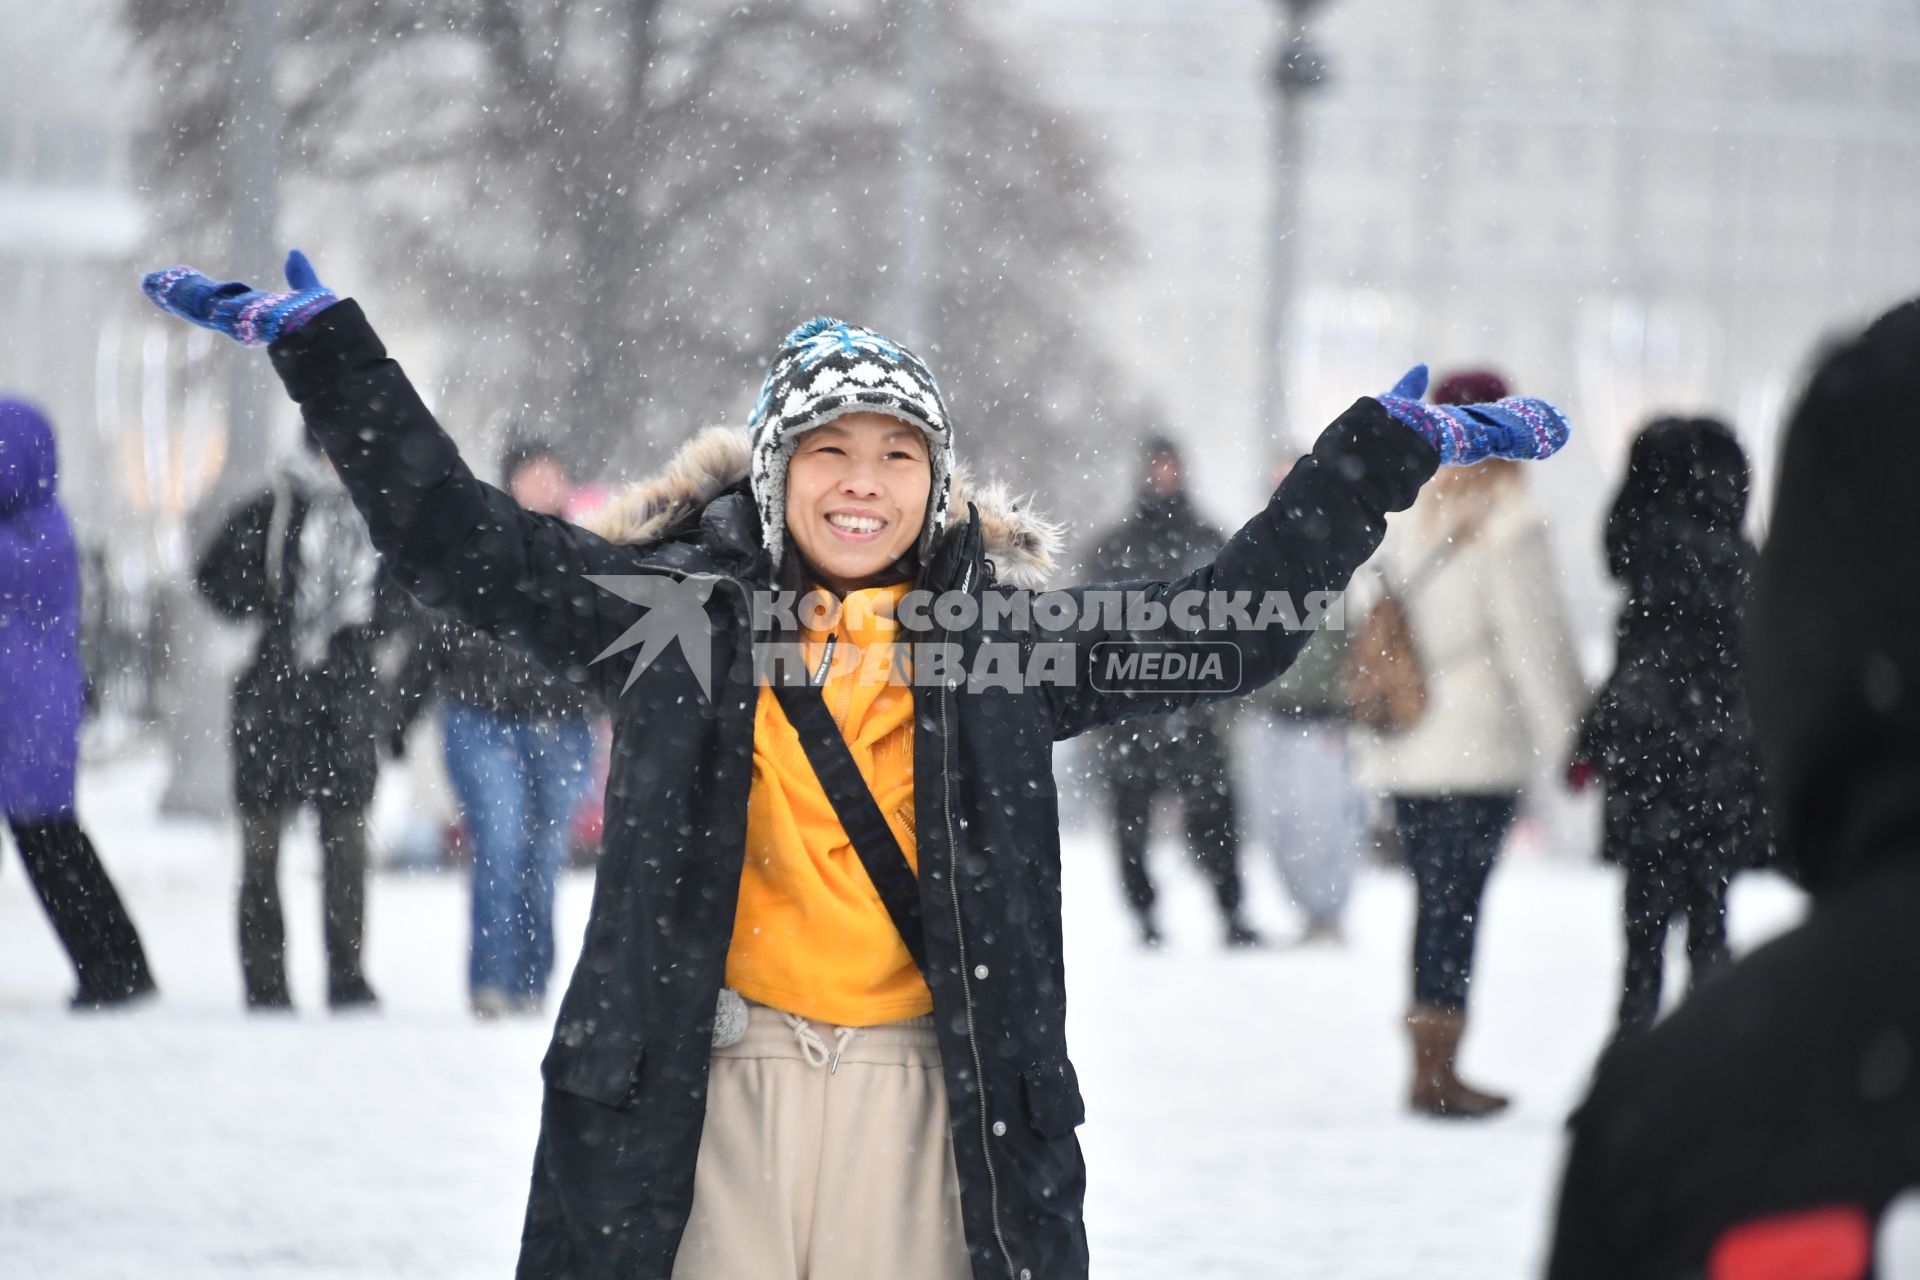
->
<box><xmin>630</xmin><ymin>556</ymin><xmax>1018</xmax><ymax>1276</ymax></box>
<box><xmin>812</xmin><ymin>632</ymin><xmax>837</xmax><ymax>685</ymax></box>
<box><xmin>940</xmin><ymin>555</ymin><xmax>1017</xmax><ymax>1280</ymax></box>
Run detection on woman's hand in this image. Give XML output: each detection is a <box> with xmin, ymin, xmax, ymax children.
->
<box><xmin>140</xmin><ymin>249</ymin><xmax>339</xmax><ymax>347</ymax></box>
<box><xmin>1375</xmin><ymin>364</ymin><xmax>1571</xmax><ymax>466</ymax></box>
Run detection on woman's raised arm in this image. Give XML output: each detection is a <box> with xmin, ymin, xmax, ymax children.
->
<box><xmin>1040</xmin><ymin>367</ymin><xmax>1570</xmax><ymax>741</ymax></box>
<box><xmin>143</xmin><ymin>252</ymin><xmax>644</xmax><ymax>699</ymax></box>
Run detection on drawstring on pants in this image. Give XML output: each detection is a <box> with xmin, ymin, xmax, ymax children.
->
<box><xmin>784</xmin><ymin>1012</ymin><xmax>860</xmax><ymax>1074</ymax></box>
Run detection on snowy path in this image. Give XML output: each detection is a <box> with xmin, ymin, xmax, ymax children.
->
<box><xmin>0</xmin><ymin>755</ymin><xmax>1805</xmax><ymax>1278</ymax></box>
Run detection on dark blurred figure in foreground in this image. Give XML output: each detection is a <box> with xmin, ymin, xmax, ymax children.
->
<box><xmin>196</xmin><ymin>429</ymin><xmax>404</xmax><ymax>1011</ymax></box>
<box><xmin>395</xmin><ymin>435</ymin><xmax>596</xmax><ymax>1020</ymax></box>
<box><xmin>1569</xmin><ymin>417</ymin><xmax>1774</xmax><ymax>1045</ymax></box>
<box><xmin>1546</xmin><ymin>298</ymin><xmax>1920</xmax><ymax>1280</ymax></box>
<box><xmin>0</xmin><ymin>399</ymin><xmax>156</xmax><ymax>1008</ymax></box>
<box><xmin>1086</xmin><ymin>435</ymin><xmax>1259</xmax><ymax>948</ymax></box>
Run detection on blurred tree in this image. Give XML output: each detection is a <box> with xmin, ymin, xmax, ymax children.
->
<box><xmin>126</xmin><ymin>0</ymin><xmax>1135</xmax><ymax>499</ymax></box>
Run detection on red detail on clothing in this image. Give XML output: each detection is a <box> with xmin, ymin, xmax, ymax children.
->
<box><xmin>1707</xmin><ymin>1205</ymin><xmax>1872</xmax><ymax>1280</ymax></box>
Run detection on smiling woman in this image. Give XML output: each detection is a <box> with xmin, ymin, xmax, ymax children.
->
<box><xmin>783</xmin><ymin>412</ymin><xmax>932</xmax><ymax>597</ymax></box>
<box><xmin>138</xmin><ymin>250</ymin><xmax>1571</xmax><ymax>1280</ymax></box>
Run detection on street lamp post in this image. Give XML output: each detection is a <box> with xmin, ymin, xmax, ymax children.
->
<box><xmin>1256</xmin><ymin>0</ymin><xmax>1331</xmax><ymax>457</ymax></box>
<box><xmin>157</xmin><ymin>0</ymin><xmax>285</xmax><ymax>816</ymax></box>
<box><xmin>222</xmin><ymin>0</ymin><xmax>285</xmax><ymax>502</ymax></box>
<box><xmin>899</xmin><ymin>0</ymin><xmax>936</xmax><ymax>351</ymax></box>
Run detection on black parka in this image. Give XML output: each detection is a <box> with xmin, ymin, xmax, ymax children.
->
<box><xmin>269</xmin><ymin>301</ymin><xmax>1436</xmax><ymax>1280</ymax></box>
<box><xmin>1084</xmin><ymin>487</ymin><xmax>1234</xmax><ymax>773</ymax></box>
<box><xmin>394</xmin><ymin>610</ymin><xmax>596</xmax><ymax>729</ymax></box>
<box><xmin>1570</xmin><ymin>418</ymin><xmax>1773</xmax><ymax>872</ymax></box>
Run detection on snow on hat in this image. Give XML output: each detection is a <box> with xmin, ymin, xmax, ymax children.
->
<box><xmin>748</xmin><ymin>317</ymin><xmax>953</xmax><ymax>578</ymax></box>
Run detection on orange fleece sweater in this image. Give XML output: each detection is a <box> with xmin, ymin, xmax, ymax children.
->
<box><xmin>726</xmin><ymin>582</ymin><xmax>930</xmax><ymax>1026</ymax></box>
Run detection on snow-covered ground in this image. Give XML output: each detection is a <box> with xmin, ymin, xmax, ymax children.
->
<box><xmin>0</xmin><ymin>752</ymin><xmax>1806</xmax><ymax>1279</ymax></box>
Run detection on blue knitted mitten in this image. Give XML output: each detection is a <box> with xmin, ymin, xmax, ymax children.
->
<box><xmin>1376</xmin><ymin>364</ymin><xmax>1571</xmax><ymax>465</ymax></box>
<box><xmin>141</xmin><ymin>250</ymin><xmax>338</xmax><ymax>347</ymax></box>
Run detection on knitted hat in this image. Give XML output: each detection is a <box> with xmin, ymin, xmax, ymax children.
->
<box><xmin>1432</xmin><ymin>368</ymin><xmax>1511</xmax><ymax>406</ymax></box>
<box><xmin>748</xmin><ymin>317</ymin><xmax>953</xmax><ymax>577</ymax></box>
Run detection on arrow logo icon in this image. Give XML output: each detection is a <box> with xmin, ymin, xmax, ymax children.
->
<box><xmin>585</xmin><ymin>573</ymin><xmax>725</xmax><ymax>700</ymax></box>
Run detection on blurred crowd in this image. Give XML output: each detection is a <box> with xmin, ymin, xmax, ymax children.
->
<box><xmin>0</xmin><ymin>347</ymin><xmax>1780</xmax><ymax>1065</ymax></box>
<box><xmin>4</xmin><ymin>295</ymin><xmax>1919</xmax><ymax>1272</ymax></box>
<box><xmin>0</xmin><ymin>346</ymin><xmax>1803</xmax><ymax>1042</ymax></box>
<box><xmin>1073</xmin><ymin>367</ymin><xmax>1771</xmax><ymax>1120</ymax></box>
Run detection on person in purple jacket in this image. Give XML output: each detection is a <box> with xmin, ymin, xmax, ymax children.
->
<box><xmin>0</xmin><ymin>398</ymin><xmax>155</xmax><ymax>1008</ymax></box>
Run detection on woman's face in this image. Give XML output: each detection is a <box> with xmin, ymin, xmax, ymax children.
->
<box><xmin>785</xmin><ymin>412</ymin><xmax>930</xmax><ymax>595</ymax></box>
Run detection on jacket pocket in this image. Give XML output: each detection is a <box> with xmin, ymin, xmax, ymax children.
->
<box><xmin>540</xmin><ymin>1030</ymin><xmax>646</xmax><ymax>1111</ymax></box>
<box><xmin>1020</xmin><ymin>1058</ymin><xmax>1086</xmax><ymax>1139</ymax></box>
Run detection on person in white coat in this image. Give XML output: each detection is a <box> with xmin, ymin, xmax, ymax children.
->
<box><xmin>1353</xmin><ymin>368</ymin><xmax>1587</xmax><ymax>1119</ymax></box>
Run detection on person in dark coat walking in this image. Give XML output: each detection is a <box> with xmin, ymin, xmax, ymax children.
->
<box><xmin>1569</xmin><ymin>416</ymin><xmax>1773</xmax><ymax>1042</ymax></box>
<box><xmin>395</xmin><ymin>435</ymin><xmax>598</xmax><ymax>1019</ymax></box>
<box><xmin>0</xmin><ymin>398</ymin><xmax>156</xmax><ymax>1009</ymax></box>
<box><xmin>195</xmin><ymin>428</ymin><xmax>403</xmax><ymax>1011</ymax></box>
<box><xmin>1545</xmin><ymin>296</ymin><xmax>1920</xmax><ymax>1280</ymax></box>
<box><xmin>142</xmin><ymin>251</ymin><xmax>1567</xmax><ymax>1280</ymax></box>
<box><xmin>1084</xmin><ymin>435</ymin><xmax>1257</xmax><ymax>948</ymax></box>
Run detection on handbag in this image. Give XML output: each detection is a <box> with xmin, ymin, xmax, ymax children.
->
<box><xmin>1342</xmin><ymin>513</ymin><xmax>1486</xmax><ymax>735</ymax></box>
<box><xmin>1344</xmin><ymin>589</ymin><xmax>1428</xmax><ymax>734</ymax></box>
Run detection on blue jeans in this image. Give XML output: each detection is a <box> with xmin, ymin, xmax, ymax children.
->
<box><xmin>1394</xmin><ymin>794</ymin><xmax>1517</xmax><ymax>1012</ymax></box>
<box><xmin>441</xmin><ymin>703</ymin><xmax>594</xmax><ymax>1001</ymax></box>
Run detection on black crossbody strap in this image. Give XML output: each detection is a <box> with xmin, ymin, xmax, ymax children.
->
<box><xmin>770</xmin><ymin>682</ymin><xmax>929</xmax><ymax>974</ymax></box>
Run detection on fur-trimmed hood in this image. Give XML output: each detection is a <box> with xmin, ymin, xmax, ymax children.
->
<box><xmin>580</xmin><ymin>425</ymin><xmax>1063</xmax><ymax>590</ymax></box>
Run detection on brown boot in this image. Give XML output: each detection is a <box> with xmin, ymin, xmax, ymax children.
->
<box><xmin>1407</xmin><ymin>1005</ymin><xmax>1511</xmax><ymax>1119</ymax></box>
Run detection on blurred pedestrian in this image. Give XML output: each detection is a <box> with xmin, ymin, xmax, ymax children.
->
<box><xmin>1354</xmin><ymin>368</ymin><xmax>1588</xmax><ymax>1118</ymax></box>
<box><xmin>1241</xmin><ymin>456</ymin><xmax>1365</xmax><ymax>945</ymax></box>
<box><xmin>1545</xmin><ymin>297</ymin><xmax>1920</xmax><ymax>1280</ymax></box>
<box><xmin>1085</xmin><ymin>435</ymin><xmax>1259</xmax><ymax>948</ymax></box>
<box><xmin>0</xmin><ymin>399</ymin><xmax>157</xmax><ymax>1009</ymax></box>
<box><xmin>394</xmin><ymin>435</ymin><xmax>597</xmax><ymax>1019</ymax></box>
<box><xmin>1569</xmin><ymin>416</ymin><xmax>1773</xmax><ymax>1043</ymax></box>
<box><xmin>142</xmin><ymin>250</ymin><xmax>1568</xmax><ymax>1280</ymax></box>
<box><xmin>195</xmin><ymin>427</ymin><xmax>403</xmax><ymax>1011</ymax></box>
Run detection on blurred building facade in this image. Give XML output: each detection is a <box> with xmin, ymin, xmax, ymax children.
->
<box><xmin>0</xmin><ymin>2</ymin><xmax>167</xmax><ymax>723</ymax></box>
<box><xmin>985</xmin><ymin>0</ymin><xmax>1920</xmax><ymax>627</ymax></box>
<box><xmin>0</xmin><ymin>1</ymin><xmax>146</xmax><ymax>534</ymax></box>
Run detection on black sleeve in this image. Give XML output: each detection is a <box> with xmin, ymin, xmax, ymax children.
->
<box><xmin>388</xmin><ymin>602</ymin><xmax>447</xmax><ymax>736</ymax></box>
<box><xmin>1542</xmin><ymin>1095</ymin><xmax>1630</xmax><ymax>1280</ymax></box>
<box><xmin>1041</xmin><ymin>398</ymin><xmax>1437</xmax><ymax>741</ymax></box>
<box><xmin>1199</xmin><ymin>515</ymin><xmax>1231</xmax><ymax>559</ymax></box>
<box><xmin>193</xmin><ymin>492</ymin><xmax>274</xmax><ymax>621</ymax></box>
<box><xmin>267</xmin><ymin>301</ymin><xmax>646</xmax><ymax>701</ymax></box>
<box><xmin>371</xmin><ymin>566</ymin><xmax>419</xmax><ymax>639</ymax></box>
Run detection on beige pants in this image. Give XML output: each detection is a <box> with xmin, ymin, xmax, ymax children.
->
<box><xmin>670</xmin><ymin>1000</ymin><xmax>972</xmax><ymax>1280</ymax></box>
